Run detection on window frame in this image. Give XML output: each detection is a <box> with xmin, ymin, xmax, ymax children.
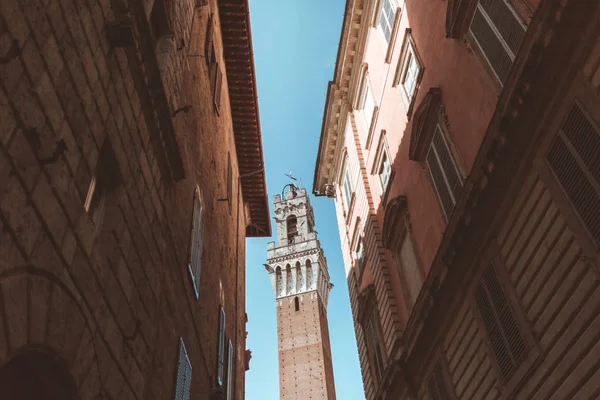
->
<box><xmin>425</xmin><ymin>123</ymin><xmax>464</xmax><ymax>223</ymax></box>
<box><xmin>377</xmin><ymin>0</ymin><xmax>397</xmax><ymax>45</ymax></box>
<box><xmin>174</xmin><ymin>337</ymin><xmax>192</xmax><ymax>400</ymax></box>
<box><xmin>394</xmin><ymin>29</ymin><xmax>424</xmax><ymax>117</ymax></box>
<box><xmin>217</xmin><ymin>305</ymin><xmax>226</xmax><ymax>386</ymax></box>
<box><xmin>188</xmin><ymin>187</ymin><xmax>205</xmax><ymax>299</ymax></box>
<box><xmin>470</xmin><ymin>255</ymin><xmax>539</xmax><ymax>395</ymax></box>
<box><xmin>466</xmin><ymin>0</ymin><xmax>526</xmax><ymax>87</ymax></box>
<box><xmin>340</xmin><ymin>156</ymin><xmax>354</xmax><ymax>212</ymax></box>
<box><xmin>425</xmin><ymin>355</ymin><xmax>457</xmax><ymax>400</ymax></box>
<box><xmin>365</xmin><ymin>310</ymin><xmax>386</xmax><ymax>384</ymax></box>
<box><xmin>373</xmin><ymin>134</ymin><xmax>392</xmax><ymax>195</ymax></box>
<box><xmin>535</xmin><ymin>79</ymin><xmax>600</xmax><ymax>262</ymax></box>
<box><xmin>226</xmin><ymin>339</ymin><xmax>234</xmax><ymax>400</ymax></box>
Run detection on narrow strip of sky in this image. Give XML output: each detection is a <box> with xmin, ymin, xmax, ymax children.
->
<box><xmin>245</xmin><ymin>0</ymin><xmax>366</xmax><ymax>399</ymax></box>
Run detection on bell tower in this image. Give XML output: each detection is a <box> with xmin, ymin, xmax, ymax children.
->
<box><xmin>265</xmin><ymin>183</ymin><xmax>336</xmax><ymax>400</ymax></box>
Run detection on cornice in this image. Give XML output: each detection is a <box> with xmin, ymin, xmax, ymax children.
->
<box><xmin>313</xmin><ymin>0</ymin><xmax>376</xmax><ymax>195</ymax></box>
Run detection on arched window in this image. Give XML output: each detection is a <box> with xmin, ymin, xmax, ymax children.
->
<box><xmin>296</xmin><ymin>261</ymin><xmax>303</xmax><ymax>292</ymax></box>
<box><xmin>276</xmin><ymin>266</ymin><xmax>283</xmax><ymax>296</ymax></box>
<box><xmin>294</xmin><ymin>296</ymin><xmax>300</xmax><ymax>312</ymax></box>
<box><xmin>306</xmin><ymin>259</ymin><xmax>313</xmax><ymax>290</ymax></box>
<box><xmin>287</xmin><ymin>215</ymin><xmax>298</xmax><ymax>242</ymax></box>
<box><xmin>286</xmin><ymin>264</ymin><xmax>293</xmax><ymax>295</ymax></box>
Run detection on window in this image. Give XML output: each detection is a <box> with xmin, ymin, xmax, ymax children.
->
<box><xmin>217</xmin><ymin>306</ymin><xmax>226</xmax><ymax>386</ymax></box>
<box><xmin>469</xmin><ymin>0</ymin><xmax>526</xmax><ymax>84</ymax></box>
<box><xmin>294</xmin><ymin>296</ymin><xmax>300</xmax><ymax>312</ymax></box>
<box><xmin>340</xmin><ymin>158</ymin><xmax>353</xmax><ymax>209</ymax></box>
<box><xmin>175</xmin><ymin>338</ymin><xmax>192</xmax><ymax>400</ymax></box>
<box><xmin>84</xmin><ymin>139</ymin><xmax>120</xmax><ymax>229</ymax></box>
<box><xmin>427</xmin><ymin>361</ymin><xmax>454</xmax><ymax>400</ymax></box>
<box><xmin>359</xmin><ymin>76</ymin><xmax>376</xmax><ymax>129</ymax></box>
<box><xmin>476</xmin><ymin>264</ymin><xmax>529</xmax><ymax>380</ymax></box>
<box><xmin>213</xmin><ymin>63</ymin><xmax>223</xmax><ymax>114</ymax></box>
<box><xmin>286</xmin><ymin>215</ymin><xmax>298</xmax><ymax>242</ymax></box>
<box><xmin>547</xmin><ymin>102</ymin><xmax>600</xmax><ymax>245</ymax></box>
<box><xmin>149</xmin><ymin>0</ymin><xmax>170</xmax><ymax>41</ymax></box>
<box><xmin>378</xmin><ymin>0</ymin><xmax>397</xmax><ymax>44</ymax></box>
<box><xmin>205</xmin><ymin>14</ymin><xmax>215</xmax><ymax>67</ymax></box>
<box><xmin>355</xmin><ymin>238</ymin><xmax>366</xmax><ymax>275</ymax></box>
<box><xmin>365</xmin><ymin>312</ymin><xmax>385</xmax><ymax>382</ymax></box>
<box><xmin>395</xmin><ymin>30</ymin><xmax>423</xmax><ymax>111</ymax></box>
<box><xmin>396</xmin><ymin>233</ymin><xmax>423</xmax><ymax>312</ymax></box>
<box><xmin>226</xmin><ymin>340</ymin><xmax>234</xmax><ymax>400</ymax></box>
<box><xmin>426</xmin><ymin>125</ymin><xmax>463</xmax><ymax>222</ymax></box>
<box><xmin>377</xmin><ymin>150</ymin><xmax>391</xmax><ymax>192</ymax></box>
<box><xmin>188</xmin><ymin>189</ymin><xmax>204</xmax><ymax>297</ymax></box>
<box><xmin>226</xmin><ymin>153</ymin><xmax>232</xmax><ymax>212</ymax></box>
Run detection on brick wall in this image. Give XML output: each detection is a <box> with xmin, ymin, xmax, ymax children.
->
<box><xmin>0</xmin><ymin>0</ymin><xmax>257</xmax><ymax>399</ymax></box>
<box><xmin>277</xmin><ymin>292</ymin><xmax>336</xmax><ymax>400</ymax></box>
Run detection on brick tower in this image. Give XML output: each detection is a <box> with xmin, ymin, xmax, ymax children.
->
<box><xmin>265</xmin><ymin>183</ymin><xmax>336</xmax><ymax>400</ymax></box>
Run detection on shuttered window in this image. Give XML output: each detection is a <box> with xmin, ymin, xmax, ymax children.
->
<box><xmin>175</xmin><ymin>338</ymin><xmax>192</xmax><ymax>400</ymax></box>
<box><xmin>379</xmin><ymin>0</ymin><xmax>396</xmax><ymax>44</ymax></box>
<box><xmin>355</xmin><ymin>238</ymin><xmax>366</xmax><ymax>275</ymax></box>
<box><xmin>378</xmin><ymin>151</ymin><xmax>392</xmax><ymax>191</ymax></box>
<box><xmin>398</xmin><ymin>233</ymin><xmax>423</xmax><ymax>312</ymax></box>
<box><xmin>469</xmin><ymin>0</ymin><xmax>525</xmax><ymax>84</ymax></box>
<box><xmin>547</xmin><ymin>103</ymin><xmax>600</xmax><ymax>245</ymax></box>
<box><xmin>428</xmin><ymin>362</ymin><xmax>452</xmax><ymax>400</ymax></box>
<box><xmin>426</xmin><ymin>125</ymin><xmax>463</xmax><ymax>222</ymax></box>
<box><xmin>342</xmin><ymin>159</ymin><xmax>353</xmax><ymax>209</ymax></box>
<box><xmin>226</xmin><ymin>339</ymin><xmax>234</xmax><ymax>400</ymax></box>
<box><xmin>366</xmin><ymin>313</ymin><xmax>385</xmax><ymax>382</ymax></box>
<box><xmin>189</xmin><ymin>190</ymin><xmax>204</xmax><ymax>297</ymax></box>
<box><xmin>218</xmin><ymin>306</ymin><xmax>226</xmax><ymax>386</ymax></box>
<box><xmin>214</xmin><ymin>63</ymin><xmax>223</xmax><ymax>114</ymax></box>
<box><xmin>476</xmin><ymin>264</ymin><xmax>528</xmax><ymax>379</ymax></box>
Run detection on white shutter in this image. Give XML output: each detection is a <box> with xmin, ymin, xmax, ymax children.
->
<box><xmin>227</xmin><ymin>340</ymin><xmax>234</xmax><ymax>400</ymax></box>
<box><xmin>218</xmin><ymin>306</ymin><xmax>226</xmax><ymax>385</ymax></box>
<box><xmin>175</xmin><ymin>338</ymin><xmax>192</xmax><ymax>400</ymax></box>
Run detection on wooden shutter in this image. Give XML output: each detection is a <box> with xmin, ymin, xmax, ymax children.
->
<box><xmin>366</xmin><ymin>313</ymin><xmax>385</xmax><ymax>381</ymax></box>
<box><xmin>476</xmin><ymin>264</ymin><xmax>528</xmax><ymax>379</ymax></box>
<box><xmin>427</xmin><ymin>362</ymin><xmax>452</xmax><ymax>400</ymax></box>
<box><xmin>175</xmin><ymin>338</ymin><xmax>192</xmax><ymax>400</ymax></box>
<box><xmin>547</xmin><ymin>103</ymin><xmax>600</xmax><ymax>245</ymax></box>
<box><xmin>226</xmin><ymin>339</ymin><xmax>234</xmax><ymax>400</ymax></box>
<box><xmin>218</xmin><ymin>306</ymin><xmax>226</xmax><ymax>385</ymax></box>
<box><xmin>469</xmin><ymin>0</ymin><xmax>525</xmax><ymax>84</ymax></box>
<box><xmin>214</xmin><ymin>63</ymin><xmax>223</xmax><ymax>114</ymax></box>
<box><xmin>205</xmin><ymin>14</ymin><xmax>214</xmax><ymax>66</ymax></box>
<box><xmin>189</xmin><ymin>192</ymin><xmax>203</xmax><ymax>295</ymax></box>
<box><xmin>426</xmin><ymin>126</ymin><xmax>462</xmax><ymax>221</ymax></box>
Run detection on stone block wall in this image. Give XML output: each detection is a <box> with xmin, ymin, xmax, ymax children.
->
<box><xmin>0</xmin><ymin>0</ymin><xmax>252</xmax><ymax>399</ymax></box>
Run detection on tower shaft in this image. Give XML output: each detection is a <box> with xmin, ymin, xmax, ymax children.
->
<box><xmin>266</xmin><ymin>186</ymin><xmax>336</xmax><ymax>400</ymax></box>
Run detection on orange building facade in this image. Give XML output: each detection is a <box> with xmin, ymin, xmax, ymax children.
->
<box><xmin>314</xmin><ymin>0</ymin><xmax>600</xmax><ymax>398</ymax></box>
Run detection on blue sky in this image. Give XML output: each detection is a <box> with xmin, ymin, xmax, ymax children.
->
<box><xmin>244</xmin><ymin>0</ymin><xmax>366</xmax><ymax>399</ymax></box>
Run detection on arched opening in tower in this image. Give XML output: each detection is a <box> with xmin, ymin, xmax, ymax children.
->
<box><xmin>276</xmin><ymin>266</ymin><xmax>283</xmax><ymax>296</ymax></box>
<box><xmin>306</xmin><ymin>259</ymin><xmax>313</xmax><ymax>290</ymax></box>
<box><xmin>295</xmin><ymin>261</ymin><xmax>303</xmax><ymax>292</ymax></box>
<box><xmin>0</xmin><ymin>348</ymin><xmax>77</xmax><ymax>400</ymax></box>
<box><xmin>286</xmin><ymin>264</ymin><xmax>293</xmax><ymax>295</ymax></box>
<box><xmin>286</xmin><ymin>215</ymin><xmax>297</xmax><ymax>243</ymax></box>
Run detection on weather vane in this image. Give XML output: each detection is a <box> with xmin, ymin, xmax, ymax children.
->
<box><xmin>285</xmin><ymin>171</ymin><xmax>303</xmax><ymax>189</ymax></box>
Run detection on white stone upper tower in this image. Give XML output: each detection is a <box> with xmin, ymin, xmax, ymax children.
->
<box><xmin>265</xmin><ymin>184</ymin><xmax>332</xmax><ymax>306</ymax></box>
